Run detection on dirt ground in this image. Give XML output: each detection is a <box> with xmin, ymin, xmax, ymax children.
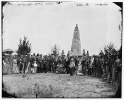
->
<box><xmin>2</xmin><ymin>73</ymin><xmax>116</xmax><ymax>98</ymax></box>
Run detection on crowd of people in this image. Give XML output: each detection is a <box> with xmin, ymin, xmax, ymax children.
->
<box><xmin>2</xmin><ymin>51</ymin><xmax>122</xmax><ymax>91</ymax></box>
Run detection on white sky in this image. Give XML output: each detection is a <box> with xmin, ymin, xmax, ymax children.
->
<box><xmin>3</xmin><ymin>2</ymin><xmax>122</xmax><ymax>55</ymax></box>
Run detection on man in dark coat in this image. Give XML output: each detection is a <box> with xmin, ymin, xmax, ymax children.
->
<box><xmin>81</xmin><ymin>58</ymin><xmax>86</xmax><ymax>75</ymax></box>
<box><xmin>69</xmin><ymin>57</ymin><xmax>75</xmax><ymax>76</ymax></box>
<box><xmin>22</xmin><ymin>55</ymin><xmax>27</xmax><ymax>74</ymax></box>
<box><xmin>36</xmin><ymin>54</ymin><xmax>40</xmax><ymax>73</ymax></box>
<box><xmin>65</xmin><ymin>58</ymin><xmax>70</xmax><ymax>74</ymax></box>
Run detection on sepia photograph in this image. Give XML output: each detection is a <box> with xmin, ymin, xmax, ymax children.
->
<box><xmin>1</xmin><ymin>1</ymin><xmax>122</xmax><ymax>98</ymax></box>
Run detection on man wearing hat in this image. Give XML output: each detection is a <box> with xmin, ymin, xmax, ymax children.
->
<box><xmin>112</xmin><ymin>53</ymin><xmax>121</xmax><ymax>87</ymax></box>
<box><xmin>69</xmin><ymin>57</ymin><xmax>75</xmax><ymax>76</ymax></box>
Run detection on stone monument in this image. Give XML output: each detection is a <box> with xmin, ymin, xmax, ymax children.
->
<box><xmin>70</xmin><ymin>24</ymin><xmax>81</xmax><ymax>56</ymax></box>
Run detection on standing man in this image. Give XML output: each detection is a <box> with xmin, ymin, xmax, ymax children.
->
<box><xmin>81</xmin><ymin>58</ymin><xmax>85</xmax><ymax>75</ymax></box>
<box><xmin>93</xmin><ymin>56</ymin><xmax>97</xmax><ymax>77</ymax></box>
<box><xmin>65</xmin><ymin>58</ymin><xmax>70</xmax><ymax>74</ymax></box>
<box><xmin>36</xmin><ymin>54</ymin><xmax>40</xmax><ymax>73</ymax></box>
<box><xmin>69</xmin><ymin>57</ymin><xmax>75</xmax><ymax>76</ymax></box>
<box><xmin>112</xmin><ymin>54</ymin><xmax>121</xmax><ymax>87</ymax></box>
<box><xmin>22</xmin><ymin>54</ymin><xmax>30</xmax><ymax>76</ymax></box>
<box><xmin>39</xmin><ymin>54</ymin><xmax>42</xmax><ymax>73</ymax></box>
<box><xmin>106</xmin><ymin>54</ymin><xmax>113</xmax><ymax>83</ymax></box>
<box><xmin>22</xmin><ymin>55</ymin><xmax>27</xmax><ymax>74</ymax></box>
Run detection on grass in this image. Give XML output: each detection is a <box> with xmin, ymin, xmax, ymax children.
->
<box><xmin>3</xmin><ymin>73</ymin><xmax>116</xmax><ymax>98</ymax></box>
<box><xmin>15</xmin><ymin>83</ymin><xmax>61</xmax><ymax>98</ymax></box>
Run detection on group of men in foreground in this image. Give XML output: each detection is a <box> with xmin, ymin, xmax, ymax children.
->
<box><xmin>2</xmin><ymin>52</ymin><xmax>122</xmax><ymax>98</ymax></box>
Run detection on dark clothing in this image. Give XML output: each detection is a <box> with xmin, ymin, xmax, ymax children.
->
<box><xmin>70</xmin><ymin>67</ymin><xmax>74</xmax><ymax>76</ymax></box>
<box><xmin>69</xmin><ymin>61</ymin><xmax>75</xmax><ymax>76</ymax></box>
<box><xmin>65</xmin><ymin>60</ymin><xmax>70</xmax><ymax>73</ymax></box>
<box><xmin>21</xmin><ymin>55</ymin><xmax>29</xmax><ymax>74</ymax></box>
<box><xmin>42</xmin><ymin>60</ymin><xmax>47</xmax><ymax>73</ymax></box>
<box><xmin>81</xmin><ymin>60</ymin><xmax>86</xmax><ymax>75</ymax></box>
<box><xmin>88</xmin><ymin>68</ymin><xmax>93</xmax><ymax>75</ymax></box>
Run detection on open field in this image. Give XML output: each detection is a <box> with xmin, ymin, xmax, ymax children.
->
<box><xmin>3</xmin><ymin>73</ymin><xmax>116</xmax><ymax>98</ymax></box>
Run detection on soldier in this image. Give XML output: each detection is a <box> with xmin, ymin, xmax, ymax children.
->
<box><xmin>24</xmin><ymin>55</ymin><xmax>28</xmax><ymax>73</ymax></box>
<box><xmin>98</xmin><ymin>57</ymin><xmax>103</xmax><ymax>78</ymax></box>
<box><xmin>21</xmin><ymin>55</ymin><xmax>28</xmax><ymax>76</ymax></box>
<box><xmin>48</xmin><ymin>55</ymin><xmax>55</xmax><ymax>73</ymax></box>
<box><xmin>69</xmin><ymin>57</ymin><xmax>75</xmax><ymax>76</ymax></box>
<box><xmin>42</xmin><ymin>57</ymin><xmax>46</xmax><ymax>73</ymax></box>
<box><xmin>112</xmin><ymin>54</ymin><xmax>121</xmax><ymax>87</ymax></box>
<box><xmin>45</xmin><ymin>57</ymin><xmax>49</xmax><ymax>73</ymax></box>
<box><xmin>18</xmin><ymin>55</ymin><xmax>23</xmax><ymax>73</ymax></box>
<box><xmin>30</xmin><ymin>55</ymin><xmax>34</xmax><ymax>73</ymax></box>
<box><xmin>88</xmin><ymin>57</ymin><xmax>94</xmax><ymax>76</ymax></box>
<box><xmin>92</xmin><ymin>56</ymin><xmax>97</xmax><ymax>77</ymax></box>
<box><xmin>86</xmin><ymin>57</ymin><xmax>90</xmax><ymax>75</ymax></box>
<box><xmin>57</xmin><ymin>57</ymin><xmax>62</xmax><ymax>73</ymax></box>
<box><xmin>81</xmin><ymin>58</ymin><xmax>86</xmax><ymax>75</ymax></box>
<box><xmin>25</xmin><ymin>54</ymin><xmax>31</xmax><ymax>74</ymax></box>
<box><xmin>106</xmin><ymin>54</ymin><xmax>114</xmax><ymax>83</ymax></box>
<box><xmin>95</xmin><ymin>57</ymin><xmax>99</xmax><ymax>77</ymax></box>
<box><xmin>17</xmin><ymin>56</ymin><xmax>20</xmax><ymax>70</ymax></box>
<box><xmin>104</xmin><ymin>55</ymin><xmax>108</xmax><ymax>80</ymax></box>
<box><xmin>39</xmin><ymin>54</ymin><xmax>42</xmax><ymax>73</ymax></box>
<box><xmin>36</xmin><ymin>54</ymin><xmax>40</xmax><ymax>73</ymax></box>
<box><xmin>65</xmin><ymin>57</ymin><xmax>70</xmax><ymax>74</ymax></box>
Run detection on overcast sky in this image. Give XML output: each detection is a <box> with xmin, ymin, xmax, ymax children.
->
<box><xmin>3</xmin><ymin>2</ymin><xmax>122</xmax><ymax>55</ymax></box>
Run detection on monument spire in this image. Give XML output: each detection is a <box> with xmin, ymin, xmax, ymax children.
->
<box><xmin>70</xmin><ymin>24</ymin><xmax>81</xmax><ymax>56</ymax></box>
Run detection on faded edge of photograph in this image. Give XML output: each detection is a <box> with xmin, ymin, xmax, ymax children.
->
<box><xmin>1</xmin><ymin>1</ymin><xmax>123</xmax><ymax>98</ymax></box>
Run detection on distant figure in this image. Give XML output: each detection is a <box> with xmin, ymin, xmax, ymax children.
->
<box><xmin>69</xmin><ymin>58</ymin><xmax>75</xmax><ymax>76</ymax></box>
<box><xmin>88</xmin><ymin>57</ymin><xmax>94</xmax><ymax>76</ymax></box>
<box><xmin>106</xmin><ymin>55</ymin><xmax>114</xmax><ymax>82</ymax></box>
<box><xmin>77</xmin><ymin>59</ymin><xmax>83</xmax><ymax>75</ymax></box>
<box><xmin>36</xmin><ymin>54</ymin><xmax>40</xmax><ymax>73</ymax></box>
<box><xmin>42</xmin><ymin>58</ymin><xmax>47</xmax><ymax>73</ymax></box>
<box><xmin>65</xmin><ymin>58</ymin><xmax>70</xmax><ymax>74</ymax></box>
<box><xmin>19</xmin><ymin>56</ymin><xmax>23</xmax><ymax>73</ymax></box>
<box><xmin>34</xmin><ymin>61</ymin><xmax>37</xmax><ymax>73</ymax></box>
<box><xmin>92</xmin><ymin>57</ymin><xmax>97</xmax><ymax>77</ymax></box>
<box><xmin>12</xmin><ymin>56</ymin><xmax>19</xmax><ymax>74</ymax></box>
<box><xmin>81</xmin><ymin>58</ymin><xmax>86</xmax><ymax>75</ymax></box>
<box><xmin>113</xmin><ymin>55</ymin><xmax>121</xmax><ymax>89</ymax></box>
<box><xmin>21</xmin><ymin>55</ymin><xmax>30</xmax><ymax>76</ymax></box>
<box><xmin>39</xmin><ymin>54</ymin><xmax>42</xmax><ymax>73</ymax></box>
